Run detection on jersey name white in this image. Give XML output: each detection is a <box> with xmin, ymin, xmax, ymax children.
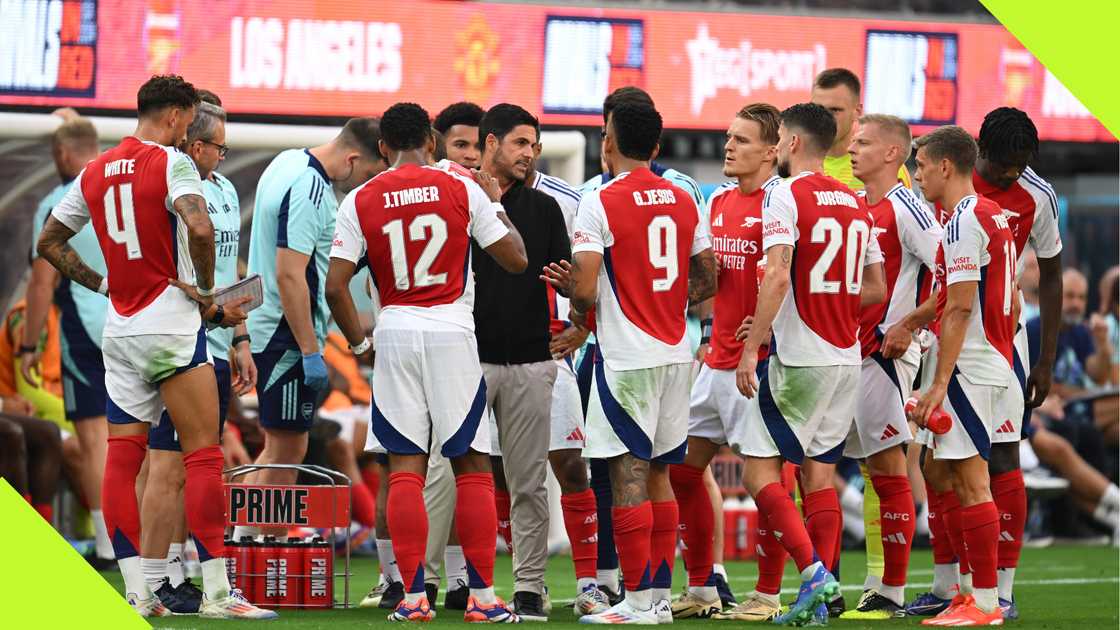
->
<box><xmin>104</xmin><ymin>159</ymin><xmax>136</xmax><ymax>177</ymax></box>
<box><xmin>633</xmin><ymin>189</ymin><xmax>677</xmax><ymax>205</ymax></box>
<box><xmin>383</xmin><ymin>186</ymin><xmax>440</xmax><ymax>207</ymax></box>
<box><xmin>812</xmin><ymin>190</ymin><xmax>859</xmax><ymax>208</ymax></box>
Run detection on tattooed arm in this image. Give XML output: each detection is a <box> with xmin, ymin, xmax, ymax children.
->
<box><xmin>36</xmin><ymin>217</ymin><xmax>103</xmax><ymax>293</ymax></box>
<box><xmin>173</xmin><ymin>193</ymin><xmax>216</xmax><ymax>292</ymax></box>
<box><xmin>688</xmin><ymin>248</ymin><xmax>718</xmax><ymax>304</ymax></box>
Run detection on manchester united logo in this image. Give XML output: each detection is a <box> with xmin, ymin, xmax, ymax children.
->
<box><xmin>454</xmin><ymin>14</ymin><xmax>499</xmax><ymax>103</ymax></box>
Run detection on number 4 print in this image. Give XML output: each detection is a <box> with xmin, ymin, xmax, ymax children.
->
<box><xmin>104</xmin><ymin>183</ymin><xmax>142</xmax><ymax>259</ymax></box>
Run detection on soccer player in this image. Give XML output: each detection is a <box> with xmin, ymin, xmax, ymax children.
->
<box><xmin>139</xmin><ymin>99</ymin><xmax>256</xmax><ymax>613</ymax></box>
<box><xmin>811</xmin><ymin>68</ymin><xmax>913</xmax><ymax>607</ymax></box>
<box><xmin>525</xmin><ymin>139</ymin><xmax>609</xmax><ymax>617</ymax></box>
<box><xmin>971</xmin><ymin>107</ymin><xmax>1062</xmax><ymax>619</ymax></box>
<box><xmin>547</xmin><ymin>100</ymin><xmax>717</xmax><ymax>624</ymax></box>
<box><xmin>734</xmin><ymin>102</ymin><xmax>886</xmax><ymax>626</ymax></box>
<box><xmin>841</xmin><ymin>114</ymin><xmax>943</xmax><ymax>618</ymax></box>
<box><xmin>34</xmin><ymin>75</ymin><xmax>272</xmax><ymax>619</ymax></box>
<box><xmin>434</xmin><ymin>101</ymin><xmax>485</xmax><ymax>169</ymax></box>
<box><xmin>665</xmin><ymin>103</ymin><xmax>782</xmax><ymax>621</ymax></box>
<box><xmin>238</xmin><ymin>117</ymin><xmax>385</xmax><ymax>518</ymax></box>
<box><xmin>325</xmin><ymin>101</ymin><xmax>528</xmax><ymax>623</ymax></box>
<box><xmin>908</xmin><ymin>125</ymin><xmax>1018</xmax><ymax>626</ymax></box>
<box><xmin>20</xmin><ymin>113</ymin><xmax>115</xmax><ymax>568</ymax></box>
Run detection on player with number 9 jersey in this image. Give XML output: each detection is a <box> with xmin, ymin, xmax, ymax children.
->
<box><xmin>331</xmin><ymin>161</ymin><xmax>511</xmax><ymax>456</ymax></box>
<box><xmin>573</xmin><ymin>166</ymin><xmax>710</xmax><ymax>464</ymax></box>
<box><xmin>51</xmin><ymin>136</ymin><xmax>211</xmax><ymax>425</ymax></box>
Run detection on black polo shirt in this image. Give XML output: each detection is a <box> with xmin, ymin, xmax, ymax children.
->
<box><xmin>473</xmin><ymin>181</ymin><xmax>571</xmax><ymax>365</ymax></box>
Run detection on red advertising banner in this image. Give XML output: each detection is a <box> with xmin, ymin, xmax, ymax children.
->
<box><xmin>225</xmin><ymin>483</ymin><xmax>351</xmax><ymax>528</ymax></box>
<box><xmin>0</xmin><ymin>0</ymin><xmax>1111</xmax><ymax>141</ymax></box>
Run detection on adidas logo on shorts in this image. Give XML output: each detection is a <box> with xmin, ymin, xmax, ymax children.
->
<box><xmin>880</xmin><ymin>424</ymin><xmax>900</xmax><ymax>440</ymax></box>
<box><xmin>566</xmin><ymin>428</ymin><xmax>586</xmax><ymax>442</ymax></box>
<box><xmin>995</xmin><ymin>420</ymin><xmax>1016</xmax><ymax>433</ymax></box>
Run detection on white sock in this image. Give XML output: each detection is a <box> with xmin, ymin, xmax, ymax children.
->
<box><xmin>445</xmin><ymin>545</ymin><xmax>467</xmax><ymax>588</ymax></box>
<box><xmin>753</xmin><ymin>590</ymin><xmax>780</xmax><ymax>606</ymax></box>
<box><xmin>231</xmin><ymin>526</ymin><xmax>259</xmax><ymax>541</ymax></box>
<box><xmin>840</xmin><ymin>484</ymin><xmax>863</xmax><ymax>513</ymax></box>
<box><xmin>598</xmin><ymin>568</ymin><xmax>620</xmax><ymax>592</ymax></box>
<box><xmin>91</xmin><ymin>509</ymin><xmax>114</xmax><ymax>560</ymax></box>
<box><xmin>932</xmin><ymin>563</ymin><xmax>959</xmax><ymax>599</ymax></box>
<box><xmin>997</xmin><ymin>567</ymin><xmax>1015</xmax><ymax>602</ymax></box>
<box><xmin>141</xmin><ymin>557</ymin><xmax>167</xmax><ymax>592</ymax></box>
<box><xmin>959</xmin><ymin>572</ymin><xmax>973</xmax><ymax>595</ymax></box>
<box><xmin>377</xmin><ymin>539</ymin><xmax>402</xmax><ymax>583</ymax></box>
<box><xmin>471</xmin><ymin>586</ymin><xmax>496</xmax><ymax>605</ymax></box>
<box><xmin>879</xmin><ymin>584</ymin><xmax>905</xmax><ymax>606</ymax></box>
<box><xmin>800</xmin><ymin>561</ymin><xmax>824</xmax><ymax>582</ymax></box>
<box><xmin>577</xmin><ymin>577</ymin><xmax>597</xmax><ymax>593</ymax></box>
<box><xmin>1094</xmin><ymin>494</ymin><xmax>1120</xmax><ymax>527</ymax></box>
<box><xmin>201</xmin><ymin>557</ymin><xmax>231</xmax><ymax>601</ymax></box>
<box><xmin>689</xmin><ymin>585</ymin><xmax>718</xmax><ymax>602</ymax></box>
<box><xmin>166</xmin><ymin>543</ymin><xmax>185</xmax><ymax>588</ymax></box>
<box><xmin>863</xmin><ymin>573</ymin><xmax>883</xmax><ymax>591</ymax></box>
<box><xmin>973</xmin><ymin>587</ymin><xmax>998</xmax><ymax>613</ymax></box>
<box><xmin>183</xmin><ymin>539</ymin><xmax>202</xmax><ymax>578</ymax></box>
<box><xmin>119</xmin><ymin>556</ymin><xmax>152</xmax><ymax>600</ymax></box>
<box><xmin>651</xmin><ymin>587</ymin><xmax>670</xmax><ymax>604</ymax></box>
<box><xmin>624</xmin><ymin>588</ymin><xmax>652</xmax><ymax>611</ymax></box>
<box><xmin>404</xmin><ymin>590</ymin><xmax>425</xmax><ymax>604</ymax></box>
<box><xmin>713</xmin><ymin>563</ymin><xmax>728</xmax><ymax>580</ymax></box>
<box><xmin>916</xmin><ymin>502</ymin><xmax>931</xmax><ymax>537</ymax></box>
<box><xmin>1103</xmin><ymin>484</ymin><xmax>1120</xmax><ymax>509</ymax></box>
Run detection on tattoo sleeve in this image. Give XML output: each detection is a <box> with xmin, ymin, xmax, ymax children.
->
<box><xmin>36</xmin><ymin>217</ymin><xmax>103</xmax><ymax>293</ymax></box>
<box><xmin>608</xmin><ymin>453</ymin><xmax>650</xmax><ymax>507</ymax></box>
<box><xmin>173</xmin><ymin>193</ymin><xmax>216</xmax><ymax>290</ymax></box>
<box><xmin>688</xmin><ymin>249</ymin><xmax>718</xmax><ymax>303</ymax></box>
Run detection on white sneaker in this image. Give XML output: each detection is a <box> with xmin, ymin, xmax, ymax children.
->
<box><xmin>199</xmin><ymin>589</ymin><xmax>280</xmax><ymax>620</ymax></box>
<box><xmin>360</xmin><ymin>581</ymin><xmax>388</xmax><ymax>608</ymax></box>
<box><xmin>654</xmin><ymin>599</ymin><xmax>673</xmax><ymax>624</ymax></box>
<box><xmin>579</xmin><ymin>599</ymin><xmax>658</xmax><ymax>625</ymax></box>
<box><xmin>575</xmin><ymin>586</ymin><xmax>612</xmax><ymax>617</ymax></box>
<box><xmin>128</xmin><ymin>592</ymin><xmax>171</xmax><ymax>617</ymax></box>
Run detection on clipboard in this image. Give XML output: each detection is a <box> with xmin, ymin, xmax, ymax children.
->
<box><xmin>204</xmin><ymin>274</ymin><xmax>263</xmax><ymax>329</ymax></box>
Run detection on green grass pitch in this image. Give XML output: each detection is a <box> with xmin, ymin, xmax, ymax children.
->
<box><xmin>106</xmin><ymin>545</ymin><xmax>1118</xmax><ymax>629</ymax></box>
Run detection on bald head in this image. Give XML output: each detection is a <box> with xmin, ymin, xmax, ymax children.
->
<box><xmin>51</xmin><ymin>118</ymin><xmax>99</xmax><ymax>180</ymax></box>
<box><xmin>1062</xmin><ymin>268</ymin><xmax>1088</xmax><ymax>324</ymax></box>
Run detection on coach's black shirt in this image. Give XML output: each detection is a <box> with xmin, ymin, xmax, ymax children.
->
<box><xmin>473</xmin><ymin>181</ymin><xmax>571</xmax><ymax>365</ymax></box>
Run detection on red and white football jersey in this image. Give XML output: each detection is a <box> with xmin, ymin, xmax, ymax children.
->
<box><xmin>972</xmin><ymin>167</ymin><xmax>1062</xmax><ymax>275</ymax></box>
<box><xmin>935</xmin><ymin>194</ymin><xmax>1017</xmax><ymax>386</ymax></box>
<box><xmin>704</xmin><ymin>177</ymin><xmax>781</xmax><ymax>369</ymax></box>
<box><xmin>571</xmin><ymin>167</ymin><xmax>710</xmax><ymax>370</ymax></box>
<box><xmin>761</xmin><ymin>171</ymin><xmax>883</xmax><ymax>367</ymax></box>
<box><xmin>330</xmin><ymin>163</ymin><xmax>509</xmax><ymax>332</ymax></box>
<box><xmin>51</xmin><ymin>136</ymin><xmax>204</xmax><ymax>337</ymax></box>
<box><xmin>859</xmin><ymin>183</ymin><xmax>942</xmax><ymax>358</ymax></box>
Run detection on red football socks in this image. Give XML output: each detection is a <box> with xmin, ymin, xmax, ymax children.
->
<box><xmin>960</xmin><ymin>501</ymin><xmax>1000</xmax><ymax>589</ymax></box>
<box><xmin>991</xmin><ymin>470</ymin><xmax>1026</xmax><ymax>570</ymax></box>
<box><xmin>803</xmin><ymin>488</ymin><xmax>842</xmax><ymax>571</ymax></box>
<box><xmin>102</xmin><ymin>434</ymin><xmax>147</xmax><ymax>559</ymax></box>
<box><xmin>612</xmin><ymin>502</ymin><xmax>653</xmax><ymax>592</ymax></box>
<box><xmin>351</xmin><ymin>477</ymin><xmax>376</xmax><ymax>528</ymax></box>
<box><xmin>388</xmin><ymin>472</ymin><xmax>428</xmax><ymax>593</ymax></box>
<box><xmin>941</xmin><ymin>490</ymin><xmax>970</xmax><ymax>575</ymax></box>
<box><xmin>669</xmin><ymin>464</ymin><xmax>714</xmax><ymax>587</ymax></box>
<box><xmin>650</xmin><ymin>500</ymin><xmax>679</xmax><ymax>590</ymax></box>
<box><xmin>755</xmin><ymin>508</ymin><xmax>788</xmax><ymax>595</ymax></box>
<box><xmin>494</xmin><ymin>488</ymin><xmax>513</xmax><ymax>553</ymax></box>
<box><xmin>754</xmin><ymin>482</ymin><xmax>816</xmax><ymax>571</ymax></box>
<box><xmin>455</xmin><ymin>473</ymin><xmax>497</xmax><ymax>588</ymax></box>
<box><xmin>560</xmin><ymin>489</ymin><xmax>598</xmax><ymax>580</ymax></box>
<box><xmin>872</xmin><ymin>475</ymin><xmax>915</xmax><ymax>587</ymax></box>
<box><xmin>183</xmin><ymin>445</ymin><xmax>226</xmax><ymax>561</ymax></box>
<box><xmin>926</xmin><ymin>483</ymin><xmax>955</xmax><ymax>564</ymax></box>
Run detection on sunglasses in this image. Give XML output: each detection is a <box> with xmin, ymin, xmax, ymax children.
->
<box><xmin>200</xmin><ymin>139</ymin><xmax>229</xmax><ymax>157</ymax></box>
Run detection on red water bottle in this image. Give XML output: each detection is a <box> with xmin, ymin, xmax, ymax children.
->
<box><xmin>258</xmin><ymin>535</ymin><xmax>279</xmax><ymax>605</ymax></box>
<box><xmin>303</xmin><ymin>536</ymin><xmax>333</xmax><ymax>608</ymax></box>
<box><xmin>905</xmin><ymin>397</ymin><xmax>952</xmax><ymax>434</ymax></box>
<box><xmin>224</xmin><ymin>537</ymin><xmax>238</xmax><ymax>593</ymax></box>
<box><xmin>234</xmin><ymin>536</ymin><xmax>256</xmax><ymax>602</ymax></box>
<box><xmin>278</xmin><ymin>537</ymin><xmax>305</xmax><ymax>608</ymax></box>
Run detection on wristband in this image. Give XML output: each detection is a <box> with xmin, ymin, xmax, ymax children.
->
<box><xmin>349</xmin><ymin>337</ymin><xmax>372</xmax><ymax>355</ymax></box>
<box><xmin>232</xmin><ymin>334</ymin><xmax>251</xmax><ymax>347</ymax></box>
<box><xmin>98</xmin><ymin>277</ymin><xmax>108</xmax><ymax>295</ymax></box>
<box><xmin>197</xmin><ymin>285</ymin><xmax>215</xmax><ymax>297</ymax></box>
<box><xmin>208</xmin><ymin>304</ymin><xmax>225</xmax><ymax>324</ymax></box>
<box><xmin>700</xmin><ymin>317</ymin><xmax>713</xmax><ymax>341</ymax></box>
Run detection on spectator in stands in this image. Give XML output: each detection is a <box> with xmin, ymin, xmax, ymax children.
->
<box><xmin>1019</xmin><ymin>251</ymin><xmax>1042</xmax><ymax>323</ymax></box>
<box><xmin>1097</xmin><ymin>266</ymin><xmax>1120</xmax><ymax>386</ymax></box>
<box><xmin>1028</xmin><ymin>268</ymin><xmax>1113</xmax><ymax>394</ymax></box>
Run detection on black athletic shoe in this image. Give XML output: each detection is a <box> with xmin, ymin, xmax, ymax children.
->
<box><xmin>378</xmin><ymin>581</ymin><xmax>405</xmax><ymax>609</ymax></box>
<box><xmin>174</xmin><ymin>578</ymin><xmax>203</xmax><ymax>614</ymax></box>
<box><xmin>714</xmin><ymin>573</ymin><xmax>737</xmax><ymax>608</ymax></box>
<box><xmin>445</xmin><ymin>583</ymin><xmax>469</xmax><ymax>610</ymax></box>
<box><xmin>86</xmin><ymin>554</ymin><xmax>117</xmax><ymax>571</ymax></box>
<box><xmin>598</xmin><ymin>585</ymin><xmax>623</xmax><ymax>607</ymax></box>
<box><xmin>827</xmin><ymin>593</ymin><xmax>847</xmax><ymax>618</ymax></box>
<box><xmin>513</xmin><ymin>590</ymin><xmax>548</xmax><ymax>622</ymax></box>
<box><xmin>154</xmin><ymin>579</ymin><xmax>194</xmax><ymax>615</ymax></box>
<box><xmin>425</xmin><ymin>583</ymin><xmax>439</xmax><ymax>610</ymax></box>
